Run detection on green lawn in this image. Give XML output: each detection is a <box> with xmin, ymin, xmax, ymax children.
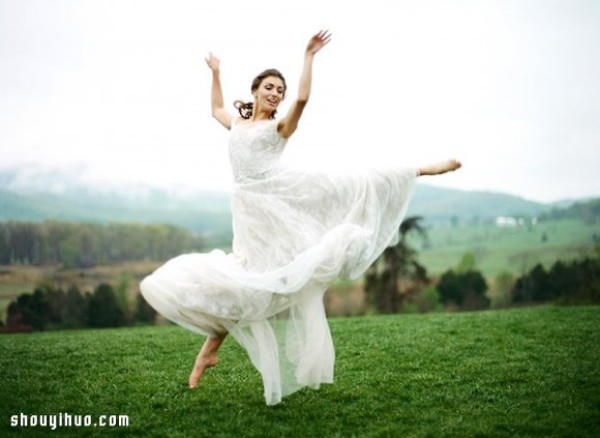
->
<box><xmin>1</xmin><ymin>306</ymin><xmax>599</xmax><ymax>437</ymax></box>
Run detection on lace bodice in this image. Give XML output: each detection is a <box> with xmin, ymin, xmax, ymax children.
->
<box><xmin>228</xmin><ymin>119</ymin><xmax>287</xmax><ymax>182</ymax></box>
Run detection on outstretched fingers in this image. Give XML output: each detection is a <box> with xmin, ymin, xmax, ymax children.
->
<box><xmin>317</xmin><ymin>29</ymin><xmax>333</xmax><ymax>45</ymax></box>
<box><xmin>307</xmin><ymin>29</ymin><xmax>333</xmax><ymax>54</ymax></box>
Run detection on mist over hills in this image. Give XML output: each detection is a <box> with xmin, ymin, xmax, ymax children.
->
<box><xmin>408</xmin><ymin>184</ymin><xmax>550</xmax><ymax>223</ymax></box>
<box><xmin>0</xmin><ymin>166</ymin><xmax>232</xmax><ymax>234</ymax></box>
<box><xmin>0</xmin><ymin>166</ymin><xmax>585</xmax><ymax>233</ymax></box>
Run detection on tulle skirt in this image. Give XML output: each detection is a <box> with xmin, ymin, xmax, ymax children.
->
<box><xmin>140</xmin><ymin>164</ymin><xmax>417</xmax><ymax>404</ymax></box>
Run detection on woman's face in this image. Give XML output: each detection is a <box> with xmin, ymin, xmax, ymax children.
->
<box><xmin>253</xmin><ymin>76</ymin><xmax>285</xmax><ymax>112</ymax></box>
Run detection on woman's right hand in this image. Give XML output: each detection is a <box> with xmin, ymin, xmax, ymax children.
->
<box><xmin>205</xmin><ymin>52</ymin><xmax>220</xmax><ymax>72</ymax></box>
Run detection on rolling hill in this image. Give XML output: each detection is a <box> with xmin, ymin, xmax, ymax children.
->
<box><xmin>0</xmin><ymin>167</ymin><xmax>562</xmax><ymax>232</ymax></box>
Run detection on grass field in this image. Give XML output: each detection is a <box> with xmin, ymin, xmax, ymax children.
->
<box><xmin>1</xmin><ymin>306</ymin><xmax>599</xmax><ymax>437</ymax></box>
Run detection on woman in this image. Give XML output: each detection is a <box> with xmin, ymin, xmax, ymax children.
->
<box><xmin>140</xmin><ymin>30</ymin><xmax>461</xmax><ymax>405</ymax></box>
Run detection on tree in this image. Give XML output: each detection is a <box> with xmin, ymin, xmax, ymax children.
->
<box><xmin>5</xmin><ymin>301</ymin><xmax>32</xmax><ymax>332</ymax></box>
<box><xmin>0</xmin><ymin>223</ymin><xmax>10</xmax><ymax>264</ymax></box>
<box><xmin>13</xmin><ymin>289</ymin><xmax>50</xmax><ymax>330</ymax></box>
<box><xmin>88</xmin><ymin>283</ymin><xmax>125</xmax><ymax>328</ymax></box>
<box><xmin>404</xmin><ymin>285</ymin><xmax>442</xmax><ymax>313</ymax></box>
<box><xmin>364</xmin><ymin>216</ymin><xmax>429</xmax><ymax>313</ymax></box>
<box><xmin>456</xmin><ymin>252</ymin><xmax>476</xmax><ymax>274</ymax></box>
<box><xmin>7</xmin><ymin>222</ymin><xmax>39</xmax><ymax>264</ymax></box>
<box><xmin>437</xmin><ymin>270</ymin><xmax>489</xmax><ymax>311</ymax></box>
<box><xmin>512</xmin><ymin>264</ymin><xmax>551</xmax><ymax>303</ymax></box>
<box><xmin>44</xmin><ymin>285</ymin><xmax>67</xmax><ymax>326</ymax></box>
<box><xmin>64</xmin><ymin>285</ymin><xmax>87</xmax><ymax>328</ymax></box>
<box><xmin>135</xmin><ymin>292</ymin><xmax>157</xmax><ymax>324</ymax></box>
<box><xmin>115</xmin><ymin>275</ymin><xmax>133</xmax><ymax>323</ymax></box>
<box><xmin>488</xmin><ymin>271</ymin><xmax>515</xmax><ymax>309</ymax></box>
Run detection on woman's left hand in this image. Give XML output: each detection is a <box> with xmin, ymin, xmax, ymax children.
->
<box><xmin>306</xmin><ymin>30</ymin><xmax>332</xmax><ymax>55</ymax></box>
<box><xmin>205</xmin><ymin>52</ymin><xmax>221</xmax><ymax>72</ymax></box>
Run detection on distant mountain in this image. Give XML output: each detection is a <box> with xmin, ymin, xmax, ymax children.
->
<box><xmin>539</xmin><ymin>197</ymin><xmax>600</xmax><ymax>223</ymax></box>
<box><xmin>0</xmin><ymin>166</ymin><xmax>232</xmax><ymax>234</ymax></box>
<box><xmin>408</xmin><ymin>184</ymin><xmax>551</xmax><ymax>224</ymax></box>
<box><xmin>0</xmin><ymin>165</ymin><xmax>587</xmax><ymax>231</ymax></box>
<box><xmin>0</xmin><ymin>188</ymin><xmax>232</xmax><ymax>234</ymax></box>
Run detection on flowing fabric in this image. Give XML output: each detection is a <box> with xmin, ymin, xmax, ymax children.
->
<box><xmin>140</xmin><ymin>118</ymin><xmax>417</xmax><ymax>404</ymax></box>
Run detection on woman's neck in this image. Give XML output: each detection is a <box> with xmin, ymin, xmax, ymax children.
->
<box><xmin>251</xmin><ymin>108</ymin><xmax>274</xmax><ymax>121</ymax></box>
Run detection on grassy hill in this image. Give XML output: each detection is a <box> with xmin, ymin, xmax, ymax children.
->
<box><xmin>408</xmin><ymin>184</ymin><xmax>549</xmax><ymax>224</ymax></box>
<box><xmin>1</xmin><ymin>306</ymin><xmax>599</xmax><ymax>437</ymax></box>
<box><xmin>416</xmin><ymin>218</ymin><xmax>600</xmax><ymax>276</ymax></box>
<box><xmin>0</xmin><ymin>189</ymin><xmax>232</xmax><ymax>235</ymax></box>
<box><xmin>0</xmin><ymin>181</ymin><xmax>555</xmax><ymax>231</ymax></box>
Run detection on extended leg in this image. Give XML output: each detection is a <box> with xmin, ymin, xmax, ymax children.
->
<box><xmin>418</xmin><ymin>159</ymin><xmax>462</xmax><ymax>176</ymax></box>
<box><xmin>188</xmin><ymin>334</ymin><xmax>227</xmax><ymax>388</ymax></box>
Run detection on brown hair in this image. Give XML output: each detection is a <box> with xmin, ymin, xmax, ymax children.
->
<box><xmin>234</xmin><ymin>68</ymin><xmax>287</xmax><ymax>119</ymax></box>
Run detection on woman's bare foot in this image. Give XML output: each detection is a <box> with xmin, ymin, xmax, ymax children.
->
<box><xmin>418</xmin><ymin>159</ymin><xmax>462</xmax><ymax>176</ymax></box>
<box><xmin>188</xmin><ymin>335</ymin><xmax>226</xmax><ymax>389</ymax></box>
<box><xmin>188</xmin><ymin>352</ymin><xmax>219</xmax><ymax>388</ymax></box>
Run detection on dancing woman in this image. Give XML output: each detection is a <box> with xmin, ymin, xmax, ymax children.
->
<box><xmin>141</xmin><ymin>30</ymin><xmax>461</xmax><ymax>405</ymax></box>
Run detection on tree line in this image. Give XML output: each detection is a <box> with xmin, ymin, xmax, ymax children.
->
<box><xmin>0</xmin><ymin>220</ymin><xmax>205</xmax><ymax>267</ymax></box>
<box><xmin>539</xmin><ymin>198</ymin><xmax>600</xmax><ymax>224</ymax></box>
<box><xmin>1</xmin><ymin>282</ymin><xmax>156</xmax><ymax>333</ymax></box>
<box><xmin>512</xmin><ymin>251</ymin><xmax>600</xmax><ymax>305</ymax></box>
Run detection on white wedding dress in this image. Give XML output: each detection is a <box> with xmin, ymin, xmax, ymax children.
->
<box><xmin>140</xmin><ymin>118</ymin><xmax>417</xmax><ymax>405</ymax></box>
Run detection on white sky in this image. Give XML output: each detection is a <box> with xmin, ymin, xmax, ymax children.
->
<box><xmin>1</xmin><ymin>0</ymin><xmax>599</xmax><ymax>203</ymax></box>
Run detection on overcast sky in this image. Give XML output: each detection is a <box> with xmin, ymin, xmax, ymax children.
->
<box><xmin>1</xmin><ymin>0</ymin><xmax>599</xmax><ymax>202</ymax></box>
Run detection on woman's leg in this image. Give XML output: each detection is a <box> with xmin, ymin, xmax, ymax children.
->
<box><xmin>188</xmin><ymin>334</ymin><xmax>227</xmax><ymax>388</ymax></box>
<box><xmin>418</xmin><ymin>159</ymin><xmax>462</xmax><ymax>176</ymax></box>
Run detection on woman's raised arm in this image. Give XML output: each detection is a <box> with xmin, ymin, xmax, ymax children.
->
<box><xmin>205</xmin><ymin>52</ymin><xmax>233</xmax><ymax>130</ymax></box>
<box><xmin>278</xmin><ymin>30</ymin><xmax>332</xmax><ymax>139</ymax></box>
